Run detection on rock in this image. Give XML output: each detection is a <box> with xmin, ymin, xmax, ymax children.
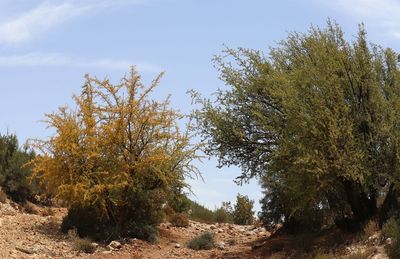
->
<box><xmin>15</xmin><ymin>246</ymin><xmax>35</xmax><ymax>255</ymax></box>
<box><xmin>385</xmin><ymin>238</ymin><xmax>392</xmax><ymax>245</ymax></box>
<box><xmin>91</xmin><ymin>242</ymin><xmax>99</xmax><ymax>248</ymax></box>
<box><xmin>175</xmin><ymin>243</ymin><xmax>181</xmax><ymax>248</ymax></box>
<box><xmin>108</xmin><ymin>240</ymin><xmax>122</xmax><ymax>250</ymax></box>
<box><xmin>217</xmin><ymin>242</ymin><xmax>225</xmax><ymax>250</ymax></box>
<box><xmin>246</xmin><ymin>231</ymin><xmax>255</xmax><ymax>236</ymax></box>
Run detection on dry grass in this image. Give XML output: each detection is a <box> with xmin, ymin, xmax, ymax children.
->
<box><xmin>23</xmin><ymin>202</ymin><xmax>39</xmax><ymax>214</ymax></box>
<box><xmin>363</xmin><ymin>220</ymin><xmax>379</xmax><ymax>238</ymax></box>
<box><xmin>68</xmin><ymin>229</ymin><xmax>96</xmax><ymax>254</ymax></box>
<box><xmin>0</xmin><ymin>189</ymin><xmax>7</xmax><ymax>203</ymax></box>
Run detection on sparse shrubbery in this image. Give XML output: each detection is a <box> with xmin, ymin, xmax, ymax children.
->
<box><xmin>69</xmin><ymin>229</ymin><xmax>96</xmax><ymax>253</ymax></box>
<box><xmin>187</xmin><ymin>232</ymin><xmax>215</xmax><ymax>250</ymax></box>
<box><xmin>170</xmin><ymin>212</ymin><xmax>189</xmax><ymax>227</ymax></box>
<box><xmin>382</xmin><ymin>218</ymin><xmax>400</xmax><ymax>259</ymax></box>
<box><xmin>187</xmin><ymin>195</ymin><xmax>254</xmax><ymax>224</ymax></box>
<box><xmin>188</xmin><ymin>200</ymin><xmax>216</xmax><ymax>223</ymax></box>
<box><xmin>214</xmin><ymin>201</ymin><xmax>233</xmax><ymax>223</ymax></box>
<box><xmin>0</xmin><ymin>188</ymin><xmax>7</xmax><ymax>203</ymax></box>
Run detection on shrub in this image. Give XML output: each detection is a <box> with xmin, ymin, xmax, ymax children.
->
<box><xmin>23</xmin><ymin>202</ymin><xmax>39</xmax><ymax>214</ymax></box>
<box><xmin>363</xmin><ymin>220</ymin><xmax>379</xmax><ymax>239</ymax></box>
<box><xmin>69</xmin><ymin>230</ymin><xmax>96</xmax><ymax>253</ymax></box>
<box><xmin>382</xmin><ymin>218</ymin><xmax>400</xmax><ymax>259</ymax></box>
<box><xmin>170</xmin><ymin>213</ymin><xmax>189</xmax><ymax>227</ymax></box>
<box><xmin>61</xmin><ymin>188</ymin><xmax>164</xmax><ymax>242</ymax></box>
<box><xmin>188</xmin><ymin>201</ymin><xmax>216</xmax><ymax>223</ymax></box>
<box><xmin>214</xmin><ymin>202</ymin><xmax>233</xmax><ymax>223</ymax></box>
<box><xmin>232</xmin><ymin>194</ymin><xmax>254</xmax><ymax>225</ymax></box>
<box><xmin>0</xmin><ymin>188</ymin><xmax>7</xmax><ymax>203</ymax></box>
<box><xmin>0</xmin><ymin>133</ymin><xmax>35</xmax><ymax>203</ymax></box>
<box><xmin>29</xmin><ymin>68</ymin><xmax>199</xmax><ymax>241</ymax></box>
<box><xmin>187</xmin><ymin>232</ymin><xmax>215</xmax><ymax>250</ymax></box>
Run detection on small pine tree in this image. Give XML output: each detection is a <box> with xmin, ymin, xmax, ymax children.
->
<box><xmin>232</xmin><ymin>194</ymin><xmax>254</xmax><ymax>225</ymax></box>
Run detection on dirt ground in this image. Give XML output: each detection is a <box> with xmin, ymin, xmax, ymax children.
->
<box><xmin>0</xmin><ymin>199</ymin><xmax>390</xmax><ymax>259</ymax></box>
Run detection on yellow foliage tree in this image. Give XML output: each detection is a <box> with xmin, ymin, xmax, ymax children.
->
<box><xmin>29</xmin><ymin>67</ymin><xmax>199</xmax><ymax>239</ymax></box>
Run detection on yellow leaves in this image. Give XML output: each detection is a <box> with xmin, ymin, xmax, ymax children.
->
<box><xmin>29</xmin><ymin>67</ymin><xmax>199</xmax><ymax>212</ymax></box>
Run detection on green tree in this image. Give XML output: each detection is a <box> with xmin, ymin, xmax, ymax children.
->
<box><xmin>0</xmin><ymin>133</ymin><xmax>35</xmax><ymax>202</ymax></box>
<box><xmin>232</xmin><ymin>194</ymin><xmax>254</xmax><ymax>225</ymax></box>
<box><xmin>194</xmin><ymin>21</ymin><xmax>400</xmax><ymax>231</ymax></box>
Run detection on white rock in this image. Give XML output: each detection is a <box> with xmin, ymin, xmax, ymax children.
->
<box><xmin>175</xmin><ymin>243</ymin><xmax>181</xmax><ymax>248</ymax></box>
<box><xmin>217</xmin><ymin>242</ymin><xmax>225</xmax><ymax>250</ymax></box>
<box><xmin>108</xmin><ymin>240</ymin><xmax>122</xmax><ymax>250</ymax></box>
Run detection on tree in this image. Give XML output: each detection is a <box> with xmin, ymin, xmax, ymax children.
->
<box><xmin>232</xmin><ymin>194</ymin><xmax>254</xmax><ymax>225</ymax></box>
<box><xmin>0</xmin><ymin>133</ymin><xmax>35</xmax><ymax>203</ymax></box>
<box><xmin>194</xmin><ymin>21</ymin><xmax>400</xmax><ymax>231</ymax></box>
<box><xmin>29</xmin><ymin>67</ymin><xmax>199</xmax><ymax>240</ymax></box>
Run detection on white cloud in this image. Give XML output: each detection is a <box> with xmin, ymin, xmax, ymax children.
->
<box><xmin>0</xmin><ymin>0</ymin><xmax>147</xmax><ymax>45</ymax></box>
<box><xmin>324</xmin><ymin>0</ymin><xmax>400</xmax><ymax>39</ymax></box>
<box><xmin>0</xmin><ymin>52</ymin><xmax>159</xmax><ymax>72</ymax></box>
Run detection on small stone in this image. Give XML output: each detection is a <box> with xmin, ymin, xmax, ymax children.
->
<box><xmin>108</xmin><ymin>240</ymin><xmax>122</xmax><ymax>250</ymax></box>
<box><xmin>15</xmin><ymin>246</ymin><xmax>35</xmax><ymax>255</ymax></box>
<box><xmin>175</xmin><ymin>243</ymin><xmax>181</xmax><ymax>248</ymax></box>
<box><xmin>217</xmin><ymin>242</ymin><xmax>225</xmax><ymax>250</ymax></box>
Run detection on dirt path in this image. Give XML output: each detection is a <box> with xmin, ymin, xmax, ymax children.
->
<box><xmin>87</xmin><ymin>221</ymin><xmax>268</xmax><ymax>259</ymax></box>
<box><xmin>0</xmin><ymin>200</ymin><xmax>267</xmax><ymax>259</ymax></box>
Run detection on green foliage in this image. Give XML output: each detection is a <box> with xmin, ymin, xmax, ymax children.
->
<box><xmin>194</xmin><ymin>20</ymin><xmax>400</xmax><ymax>231</ymax></box>
<box><xmin>232</xmin><ymin>194</ymin><xmax>254</xmax><ymax>225</ymax></box>
<box><xmin>61</xmin><ymin>187</ymin><xmax>164</xmax><ymax>241</ymax></box>
<box><xmin>188</xmin><ymin>200</ymin><xmax>234</xmax><ymax>223</ymax></box>
<box><xmin>382</xmin><ymin>218</ymin><xmax>400</xmax><ymax>259</ymax></box>
<box><xmin>188</xmin><ymin>200</ymin><xmax>216</xmax><ymax>223</ymax></box>
<box><xmin>187</xmin><ymin>232</ymin><xmax>215</xmax><ymax>250</ymax></box>
<box><xmin>0</xmin><ymin>133</ymin><xmax>35</xmax><ymax>203</ymax></box>
<box><xmin>214</xmin><ymin>202</ymin><xmax>233</xmax><ymax>223</ymax></box>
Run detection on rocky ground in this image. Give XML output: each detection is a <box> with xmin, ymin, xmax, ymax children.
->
<box><xmin>0</xmin><ymin>199</ymin><xmax>391</xmax><ymax>259</ymax></box>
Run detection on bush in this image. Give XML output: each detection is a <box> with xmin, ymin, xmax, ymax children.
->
<box><xmin>363</xmin><ymin>220</ymin><xmax>379</xmax><ymax>239</ymax></box>
<box><xmin>61</xmin><ymin>188</ymin><xmax>164</xmax><ymax>242</ymax></box>
<box><xmin>187</xmin><ymin>232</ymin><xmax>215</xmax><ymax>250</ymax></box>
<box><xmin>69</xmin><ymin>229</ymin><xmax>96</xmax><ymax>253</ymax></box>
<box><xmin>232</xmin><ymin>194</ymin><xmax>254</xmax><ymax>225</ymax></box>
<box><xmin>0</xmin><ymin>133</ymin><xmax>35</xmax><ymax>203</ymax></box>
<box><xmin>170</xmin><ymin>213</ymin><xmax>189</xmax><ymax>227</ymax></box>
<box><xmin>214</xmin><ymin>202</ymin><xmax>233</xmax><ymax>223</ymax></box>
<box><xmin>23</xmin><ymin>202</ymin><xmax>39</xmax><ymax>214</ymax></box>
<box><xmin>0</xmin><ymin>188</ymin><xmax>7</xmax><ymax>203</ymax></box>
<box><xmin>188</xmin><ymin>201</ymin><xmax>216</xmax><ymax>223</ymax></box>
<box><xmin>382</xmin><ymin>218</ymin><xmax>400</xmax><ymax>259</ymax></box>
<box><xmin>30</xmin><ymin>69</ymin><xmax>199</xmax><ymax>242</ymax></box>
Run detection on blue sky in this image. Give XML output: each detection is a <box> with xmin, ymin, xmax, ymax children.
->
<box><xmin>0</xmin><ymin>0</ymin><xmax>399</xmax><ymax>213</ymax></box>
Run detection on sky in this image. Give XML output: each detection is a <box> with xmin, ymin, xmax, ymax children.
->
<box><xmin>0</xmin><ymin>0</ymin><xmax>399</xmax><ymax>213</ymax></box>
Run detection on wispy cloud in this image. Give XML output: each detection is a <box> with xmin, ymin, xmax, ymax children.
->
<box><xmin>0</xmin><ymin>52</ymin><xmax>160</xmax><ymax>72</ymax></box>
<box><xmin>0</xmin><ymin>0</ymin><xmax>147</xmax><ymax>45</ymax></box>
<box><xmin>323</xmin><ymin>0</ymin><xmax>400</xmax><ymax>39</ymax></box>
